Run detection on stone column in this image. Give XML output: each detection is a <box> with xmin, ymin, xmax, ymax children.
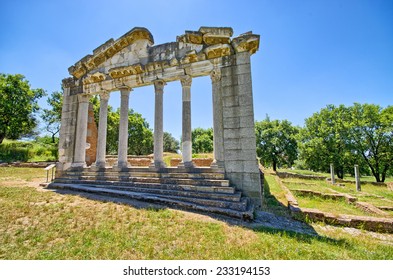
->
<box><xmin>330</xmin><ymin>163</ymin><xmax>335</xmax><ymax>185</ymax></box>
<box><xmin>92</xmin><ymin>91</ymin><xmax>110</xmax><ymax>168</ymax></box>
<box><xmin>355</xmin><ymin>165</ymin><xmax>361</xmax><ymax>191</ymax></box>
<box><xmin>152</xmin><ymin>80</ymin><xmax>166</xmax><ymax>168</ymax></box>
<box><xmin>115</xmin><ymin>88</ymin><xmax>131</xmax><ymax>169</ymax></box>
<box><xmin>210</xmin><ymin>67</ymin><xmax>224</xmax><ymax>168</ymax></box>
<box><xmin>72</xmin><ymin>93</ymin><xmax>90</xmax><ymax>168</ymax></box>
<box><xmin>180</xmin><ymin>75</ymin><xmax>193</xmax><ymax>167</ymax></box>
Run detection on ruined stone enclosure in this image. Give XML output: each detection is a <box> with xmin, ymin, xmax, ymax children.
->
<box><xmin>52</xmin><ymin>26</ymin><xmax>262</xmax><ymax>219</ymax></box>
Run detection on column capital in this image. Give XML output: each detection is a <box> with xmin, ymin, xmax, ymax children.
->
<box><xmin>77</xmin><ymin>93</ymin><xmax>90</xmax><ymax>103</ymax></box>
<box><xmin>99</xmin><ymin>91</ymin><xmax>110</xmax><ymax>101</ymax></box>
<box><xmin>62</xmin><ymin>77</ymin><xmax>75</xmax><ymax>88</ymax></box>
<box><xmin>120</xmin><ymin>87</ymin><xmax>132</xmax><ymax>96</ymax></box>
<box><xmin>210</xmin><ymin>68</ymin><xmax>221</xmax><ymax>83</ymax></box>
<box><xmin>180</xmin><ymin>75</ymin><xmax>192</xmax><ymax>88</ymax></box>
<box><xmin>153</xmin><ymin>80</ymin><xmax>166</xmax><ymax>94</ymax></box>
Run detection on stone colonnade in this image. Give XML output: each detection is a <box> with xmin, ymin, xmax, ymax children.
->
<box><xmin>69</xmin><ymin>74</ymin><xmax>222</xmax><ymax>170</ymax></box>
<box><xmin>57</xmin><ymin>27</ymin><xmax>262</xmax><ymax>207</ymax></box>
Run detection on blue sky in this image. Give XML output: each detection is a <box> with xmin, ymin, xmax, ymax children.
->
<box><xmin>1</xmin><ymin>0</ymin><xmax>392</xmax><ymax>140</ymax></box>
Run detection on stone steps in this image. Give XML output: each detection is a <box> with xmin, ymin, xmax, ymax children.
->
<box><xmin>71</xmin><ymin>176</ymin><xmax>230</xmax><ymax>187</ymax></box>
<box><xmin>48</xmin><ymin>183</ymin><xmax>254</xmax><ymax>220</ymax></box>
<box><xmin>54</xmin><ymin>178</ymin><xmax>236</xmax><ymax>194</ymax></box>
<box><xmin>52</xmin><ymin>167</ymin><xmax>254</xmax><ymax>220</ymax></box>
<box><xmin>65</xmin><ymin>170</ymin><xmax>226</xmax><ymax>180</ymax></box>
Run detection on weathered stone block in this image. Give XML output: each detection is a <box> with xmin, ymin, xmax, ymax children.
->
<box><xmin>225</xmin><ymin>160</ymin><xmax>243</xmax><ymax>173</ymax></box>
<box><xmin>236</xmin><ymin>73</ymin><xmax>252</xmax><ymax>85</ymax></box>
<box><xmin>223</xmin><ymin>106</ymin><xmax>240</xmax><ymax>118</ymax></box>
<box><xmin>223</xmin><ymin>117</ymin><xmax>240</xmax><ymax>129</ymax></box>
<box><xmin>223</xmin><ymin>128</ymin><xmax>240</xmax><ymax>139</ymax></box>
<box><xmin>243</xmin><ymin>160</ymin><xmax>259</xmax><ymax>173</ymax></box>
<box><xmin>223</xmin><ymin>95</ymin><xmax>239</xmax><ymax>107</ymax></box>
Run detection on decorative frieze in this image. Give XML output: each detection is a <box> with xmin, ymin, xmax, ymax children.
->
<box><xmin>83</xmin><ymin>72</ymin><xmax>106</xmax><ymax>85</ymax></box>
<box><xmin>109</xmin><ymin>64</ymin><xmax>145</xmax><ymax>78</ymax></box>
<box><xmin>231</xmin><ymin>33</ymin><xmax>260</xmax><ymax>54</ymax></box>
<box><xmin>204</xmin><ymin>44</ymin><xmax>233</xmax><ymax>59</ymax></box>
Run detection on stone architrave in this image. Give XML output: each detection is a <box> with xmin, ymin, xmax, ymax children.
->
<box><xmin>93</xmin><ymin>91</ymin><xmax>110</xmax><ymax>168</ymax></box>
<box><xmin>72</xmin><ymin>94</ymin><xmax>90</xmax><ymax>167</ymax></box>
<box><xmin>115</xmin><ymin>88</ymin><xmax>131</xmax><ymax>169</ymax></box>
<box><xmin>152</xmin><ymin>80</ymin><xmax>166</xmax><ymax>168</ymax></box>
<box><xmin>180</xmin><ymin>75</ymin><xmax>193</xmax><ymax>167</ymax></box>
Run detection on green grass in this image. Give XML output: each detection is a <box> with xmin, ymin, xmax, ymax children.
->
<box><xmin>1</xmin><ymin>167</ymin><xmax>393</xmax><ymax>260</ymax></box>
<box><xmin>262</xmin><ymin>173</ymin><xmax>289</xmax><ymax>217</ymax></box>
<box><xmin>0</xmin><ymin>139</ymin><xmax>57</xmax><ymax>162</ymax></box>
<box><xmin>284</xmin><ymin>178</ymin><xmax>336</xmax><ymax>193</ymax></box>
<box><xmin>295</xmin><ymin>195</ymin><xmax>374</xmax><ymax>217</ymax></box>
<box><xmin>279</xmin><ymin>168</ymin><xmax>393</xmax><ymax>183</ymax></box>
<box><xmin>279</xmin><ymin>168</ymin><xmax>330</xmax><ymax>177</ymax></box>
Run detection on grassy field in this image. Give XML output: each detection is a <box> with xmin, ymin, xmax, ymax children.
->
<box><xmin>280</xmin><ymin>168</ymin><xmax>393</xmax><ymax>183</ymax></box>
<box><xmin>1</xmin><ymin>167</ymin><xmax>393</xmax><ymax>260</ymax></box>
<box><xmin>278</xmin><ymin>175</ymin><xmax>393</xmax><ymax>217</ymax></box>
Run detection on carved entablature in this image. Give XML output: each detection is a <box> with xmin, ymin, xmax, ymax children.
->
<box><xmin>109</xmin><ymin>64</ymin><xmax>145</xmax><ymax>79</ymax></box>
<box><xmin>62</xmin><ymin>77</ymin><xmax>76</xmax><ymax>88</ymax></box>
<box><xmin>65</xmin><ymin>26</ymin><xmax>260</xmax><ymax>94</ymax></box>
<box><xmin>83</xmin><ymin>72</ymin><xmax>106</xmax><ymax>85</ymax></box>
<box><xmin>231</xmin><ymin>32</ymin><xmax>260</xmax><ymax>54</ymax></box>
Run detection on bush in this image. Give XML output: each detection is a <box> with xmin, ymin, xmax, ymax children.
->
<box><xmin>0</xmin><ymin>139</ymin><xmax>57</xmax><ymax>162</ymax></box>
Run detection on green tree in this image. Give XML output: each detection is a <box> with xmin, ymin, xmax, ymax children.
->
<box><xmin>106</xmin><ymin>108</ymin><xmax>153</xmax><ymax>155</ymax></box>
<box><xmin>192</xmin><ymin>127</ymin><xmax>213</xmax><ymax>153</ymax></box>
<box><xmin>0</xmin><ymin>73</ymin><xmax>45</xmax><ymax>144</ymax></box>
<box><xmin>299</xmin><ymin>105</ymin><xmax>354</xmax><ymax>178</ymax></box>
<box><xmin>163</xmin><ymin>132</ymin><xmax>179</xmax><ymax>153</ymax></box>
<box><xmin>41</xmin><ymin>91</ymin><xmax>63</xmax><ymax>143</ymax></box>
<box><xmin>255</xmin><ymin>117</ymin><xmax>299</xmax><ymax>171</ymax></box>
<box><xmin>348</xmin><ymin>103</ymin><xmax>393</xmax><ymax>182</ymax></box>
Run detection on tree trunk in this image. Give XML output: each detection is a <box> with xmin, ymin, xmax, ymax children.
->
<box><xmin>0</xmin><ymin>133</ymin><xmax>5</xmax><ymax>144</ymax></box>
<box><xmin>272</xmin><ymin>160</ymin><xmax>277</xmax><ymax>172</ymax></box>
<box><xmin>337</xmin><ymin>167</ymin><xmax>344</xmax><ymax>179</ymax></box>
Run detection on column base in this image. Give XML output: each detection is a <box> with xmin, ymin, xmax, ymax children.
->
<box><xmin>113</xmin><ymin>161</ymin><xmax>131</xmax><ymax>171</ymax></box>
<box><xmin>210</xmin><ymin>160</ymin><xmax>224</xmax><ymax>168</ymax></box>
<box><xmin>71</xmin><ymin>162</ymin><xmax>87</xmax><ymax>169</ymax></box>
<box><xmin>90</xmin><ymin>162</ymin><xmax>108</xmax><ymax>171</ymax></box>
<box><xmin>150</xmin><ymin>161</ymin><xmax>166</xmax><ymax>169</ymax></box>
<box><xmin>178</xmin><ymin>161</ymin><xmax>195</xmax><ymax>168</ymax></box>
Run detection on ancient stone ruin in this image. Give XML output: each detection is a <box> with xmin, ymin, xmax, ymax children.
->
<box><xmin>51</xmin><ymin>26</ymin><xmax>262</xmax><ymax>219</ymax></box>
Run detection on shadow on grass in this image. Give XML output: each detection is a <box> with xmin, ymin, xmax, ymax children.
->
<box><xmin>251</xmin><ymin>175</ymin><xmax>350</xmax><ymax>247</ymax></box>
<box><xmin>50</xmin><ymin>184</ymin><xmax>350</xmax><ymax>249</ymax></box>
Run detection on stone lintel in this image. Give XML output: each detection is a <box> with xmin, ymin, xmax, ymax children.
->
<box><xmin>203</xmin><ymin>34</ymin><xmax>231</xmax><ymax>46</ymax></box>
<box><xmin>109</xmin><ymin>64</ymin><xmax>145</xmax><ymax>79</ymax></box>
<box><xmin>199</xmin><ymin>27</ymin><xmax>233</xmax><ymax>37</ymax></box>
<box><xmin>83</xmin><ymin>72</ymin><xmax>106</xmax><ymax>85</ymax></box>
<box><xmin>69</xmin><ymin>27</ymin><xmax>153</xmax><ymax>78</ymax></box>
<box><xmin>177</xmin><ymin>31</ymin><xmax>203</xmax><ymax>44</ymax></box>
<box><xmin>204</xmin><ymin>44</ymin><xmax>233</xmax><ymax>59</ymax></box>
<box><xmin>231</xmin><ymin>34</ymin><xmax>260</xmax><ymax>54</ymax></box>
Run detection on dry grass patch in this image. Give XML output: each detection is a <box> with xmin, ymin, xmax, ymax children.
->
<box><xmin>1</xmin><ymin>167</ymin><xmax>393</xmax><ymax>260</ymax></box>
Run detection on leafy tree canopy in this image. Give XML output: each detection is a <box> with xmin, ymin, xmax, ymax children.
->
<box><xmin>0</xmin><ymin>73</ymin><xmax>45</xmax><ymax>144</ymax></box>
<box><xmin>106</xmin><ymin>108</ymin><xmax>153</xmax><ymax>156</ymax></box>
<box><xmin>349</xmin><ymin>103</ymin><xmax>393</xmax><ymax>182</ymax></box>
<box><xmin>163</xmin><ymin>132</ymin><xmax>179</xmax><ymax>153</ymax></box>
<box><xmin>255</xmin><ymin>116</ymin><xmax>299</xmax><ymax>171</ymax></box>
<box><xmin>41</xmin><ymin>91</ymin><xmax>62</xmax><ymax>143</ymax></box>
<box><xmin>192</xmin><ymin>127</ymin><xmax>213</xmax><ymax>154</ymax></box>
<box><xmin>299</xmin><ymin>103</ymin><xmax>392</xmax><ymax>182</ymax></box>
